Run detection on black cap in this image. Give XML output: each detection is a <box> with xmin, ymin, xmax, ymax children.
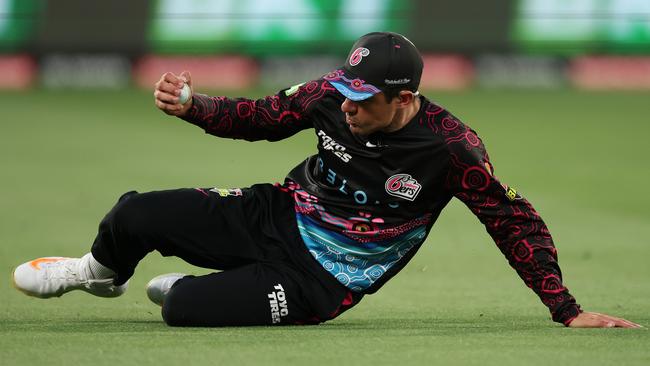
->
<box><xmin>325</xmin><ymin>32</ymin><xmax>423</xmax><ymax>101</ymax></box>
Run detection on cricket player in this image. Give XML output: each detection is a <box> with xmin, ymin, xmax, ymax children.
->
<box><xmin>13</xmin><ymin>32</ymin><xmax>640</xmax><ymax>328</ymax></box>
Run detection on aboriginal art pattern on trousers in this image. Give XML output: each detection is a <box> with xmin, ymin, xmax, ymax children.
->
<box><xmin>296</xmin><ymin>213</ymin><xmax>427</xmax><ymax>291</ymax></box>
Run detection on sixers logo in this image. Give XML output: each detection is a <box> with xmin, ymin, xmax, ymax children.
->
<box><xmin>349</xmin><ymin>47</ymin><xmax>370</xmax><ymax>66</ymax></box>
<box><xmin>385</xmin><ymin>173</ymin><xmax>422</xmax><ymax>201</ymax></box>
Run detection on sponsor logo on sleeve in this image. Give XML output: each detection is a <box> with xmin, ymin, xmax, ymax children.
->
<box><xmin>385</xmin><ymin>173</ymin><xmax>422</xmax><ymax>201</ymax></box>
<box><xmin>500</xmin><ymin>182</ymin><xmax>521</xmax><ymax>201</ymax></box>
<box><xmin>284</xmin><ymin>82</ymin><xmax>305</xmax><ymax>96</ymax></box>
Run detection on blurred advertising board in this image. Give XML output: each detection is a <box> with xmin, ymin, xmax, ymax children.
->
<box><xmin>260</xmin><ymin>56</ymin><xmax>340</xmax><ymax>89</ymax></box>
<box><xmin>420</xmin><ymin>55</ymin><xmax>474</xmax><ymax>90</ymax></box>
<box><xmin>133</xmin><ymin>55</ymin><xmax>259</xmax><ymax>89</ymax></box>
<box><xmin>148</xmin><ymin>0</ymin><xmax>411</xmax><ymax>54</ymax></box>
<box><xmin>34</xmin><ymin>1</ymin><xmax>149</xmax><ymax>54</ymax></box>
<box><xmin>0</xmin><ymin>55</ymin><xmax>35</xmax><ymax>89</ymax></box>
<box><xmin>476</xmin><ymin>55</ymin><xmax>565</xmax><ymax>88</ymax></box>
<box><xmin>569</xmin><ymin>56</ymin><xmax>650</xmax><ymax>89</ymax></box>
<box><xmin>513</xmin><ymin>0</ymin><xmax>650</xmax><ymax>54</ymax></box>
<box><xmin>41</xmin><ymin>54</ymin><xmax>131</xmax><ymax>89</ymax></box>
<box><xmin>0</xmin><ymin>0</ymin><xmax>42</xmax><ymax>52</ymax></box>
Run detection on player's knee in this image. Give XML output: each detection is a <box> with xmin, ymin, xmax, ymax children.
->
<box><xmin>101</xmin><ymin>191</ymin><xmax>157</xmax><ymax>236</ymax></box>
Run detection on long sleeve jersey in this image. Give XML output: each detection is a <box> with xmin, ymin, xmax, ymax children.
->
<box><xmin>181</xmin><ymin>77</ymin><xmax>582</xmax><ymax>325</ymax></box>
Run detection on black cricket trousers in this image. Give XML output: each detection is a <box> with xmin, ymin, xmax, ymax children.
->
<box><xmin>90</xmin><ymin>184</ymin><xmax>361</xmax><ymax>326</ymax></box>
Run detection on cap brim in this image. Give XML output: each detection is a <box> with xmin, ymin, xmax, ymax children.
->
<box><xmin>323</xmin><ymin>69</ymin><xmax>381</xmax><ymax>101</ymax></box>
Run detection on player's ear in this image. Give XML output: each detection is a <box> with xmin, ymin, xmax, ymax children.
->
<box><xmin>396</xmin><ymin>90</ymin><xmax>416</xmax><ymax>107</ymax></box>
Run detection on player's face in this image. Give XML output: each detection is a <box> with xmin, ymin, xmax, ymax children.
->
<box><xmin>340</xmin><ymin>93</ymin><xmax>400</xmax><ymax>136</ymax></box>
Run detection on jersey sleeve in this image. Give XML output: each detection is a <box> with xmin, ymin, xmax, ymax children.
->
<box><xmin>181</xmin><ymin>79</ymin><xmax>332</xmax><ymax>142</ymax></box>
<box><xmin>443</xmin><ymin>118</ymin><xmax>582</xmax><ymax>325</ymax></box>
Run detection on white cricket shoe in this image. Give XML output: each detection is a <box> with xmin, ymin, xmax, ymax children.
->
<box><xmin>146</xmin><ymin>273</ymin><xmax>186</xmax><ymax>306</ymax></box>
<box><xmin>12</xmin><ymin>254</ymin><xmax>128</xmax><ymax>298</ymax></box>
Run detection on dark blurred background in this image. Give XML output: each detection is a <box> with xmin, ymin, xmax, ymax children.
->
<box><xmin>1</xmin><ymin>0</ymin><xmax>649</xmax><ymax>91</ymax></box>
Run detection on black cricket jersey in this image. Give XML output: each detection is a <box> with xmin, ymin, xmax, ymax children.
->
<box><xmin>182</xmin><ymin>77</ymin><xmax>582</xmax><ymax>325</ymax></box>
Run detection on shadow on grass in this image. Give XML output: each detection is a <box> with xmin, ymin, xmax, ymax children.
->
<box><xmin>0</xmin><ymin>316</ymin><xmax>554</xmax><ymax>335</ymax></box>
<box><xmin>0</xmin><ymin>318</ymin><xmax>168</xmax><ymax>333</ymax></box>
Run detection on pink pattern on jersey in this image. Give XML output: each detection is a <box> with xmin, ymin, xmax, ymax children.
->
<box><xmin>280</xmin><ymin>181</ymin><xmax>431</xmax><ymax>243</ymax></box>
<box><xmin>419</xmin><ymin>102</ymin><xmax>581</xmax><ymax>325</ymax></box>
<box><xmin>187</xmin><ymin>80</ymin><xmax>334</xmax><ymax>141</ymax></box>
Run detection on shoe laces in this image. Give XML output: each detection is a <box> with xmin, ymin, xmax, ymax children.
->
<box><xmin>40</xmin><ymin>259</ymin><xmax>85</xmax><ymax>284</ymax></box>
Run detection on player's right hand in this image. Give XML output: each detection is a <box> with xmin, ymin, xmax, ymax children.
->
<box><xmin>568</xmin><ymin>311</ymin><xmax>642</xmax><ymax>328</ymax></box>
<box><xmin>154</xmin><ymin>71</ymin><xmax>193</xmax><ymax>117</ymax></box>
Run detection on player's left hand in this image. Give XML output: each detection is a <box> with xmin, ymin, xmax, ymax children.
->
<box><xmin>568</xmin><ymin>311</ymin><xmax>642</xmax><ymax>328</ymax></box>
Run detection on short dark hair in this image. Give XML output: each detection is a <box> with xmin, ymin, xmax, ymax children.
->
<box><xmin>382</xmin><ymin>87</ymin><xmax>417</xmax><ymax>103</ymax></box>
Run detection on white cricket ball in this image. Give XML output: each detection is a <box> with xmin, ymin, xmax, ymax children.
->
<box><xmin>179</xmin><ymin>83</ymin><xmax>191</xmax><ymax>104</ymax></box>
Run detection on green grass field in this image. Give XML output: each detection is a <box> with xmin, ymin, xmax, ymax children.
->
<box><xmin>1</xmin><ymin>89</ymin><xmax>648</xmax><ymax>365</ymax></box>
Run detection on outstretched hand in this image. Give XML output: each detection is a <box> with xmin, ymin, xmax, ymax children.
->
<box><xmin>568</xmin><ymin>311</ymin><xmax>642</xmax><ymax>328</ymax></box>
<box><xmin>154</xmin><ymin>71</ymin><xmax>193</xmax><ymax>117</ymax></box>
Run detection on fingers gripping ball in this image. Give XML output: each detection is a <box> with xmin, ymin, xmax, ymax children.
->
<box><xmin>179</xmin><ymin>83</ymin><xmax>191</xmax><ymax>104</ymax></box>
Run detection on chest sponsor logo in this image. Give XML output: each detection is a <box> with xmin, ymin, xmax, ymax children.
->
<box><xmin>318</xmin><ymin>130</ymin><xmax>352</xmax><ymax>162</ymax></box>
<box><xmin>268</xmin><ymin>283</ymin><xmax>289</xmax><ymax>324</ymax></box>
<box><xmin>385</xmin><ymin>173</ymin><xmax>422</xmax><ymax>201</ymax></box>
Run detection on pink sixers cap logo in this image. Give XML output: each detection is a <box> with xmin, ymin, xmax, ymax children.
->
<box><xmin>349</xmin><ymin>47</ymin><xmax>370</xmax><ymax>66</ymax></box>
<box><xmin>385</xmin><ymin>173</ymin><xmax>422</xmax><ymax>201</ymax></box>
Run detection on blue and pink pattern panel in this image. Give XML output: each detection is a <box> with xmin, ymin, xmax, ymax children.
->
<box><xmin>296</xmin><ymin>213</ymin><xmax>427</xmax><ymax>291</ymax></box>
